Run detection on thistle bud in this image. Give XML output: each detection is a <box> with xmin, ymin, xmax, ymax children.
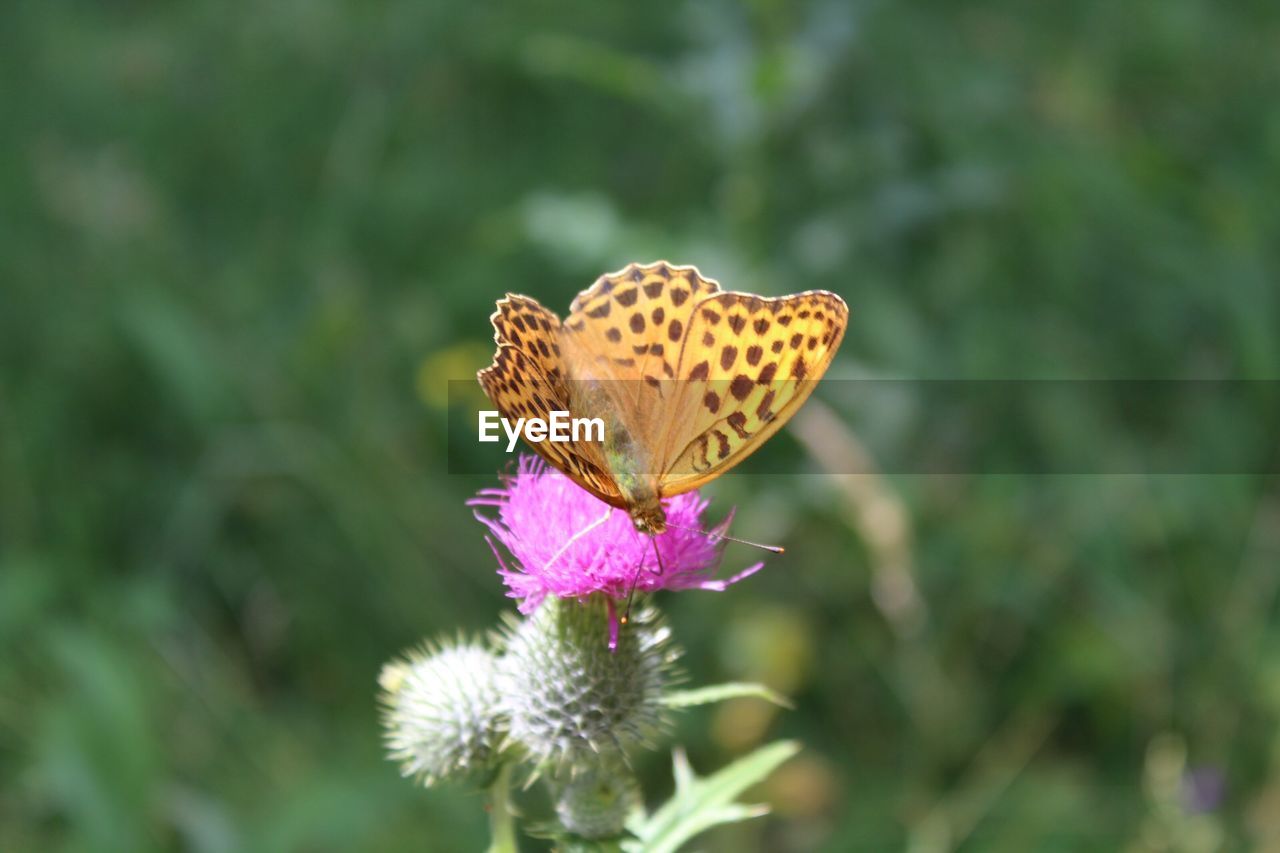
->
<box><xmin>499</xmin><ymin>596</ymin><xmax>679</xmax><ymax>772</ymax></box>
<box><xmin>379</xmin><ymin>639</ymin><xmax>504</xmax><ymax>787</ymax></box>
<box><xmin>554</xmin><ymin>760</ymin><xmax>639</xmax><ymax>840</ymax></box>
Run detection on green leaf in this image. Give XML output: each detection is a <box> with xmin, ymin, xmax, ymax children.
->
<box><xmin>624</xmin><ymin>741</ymin><xmax>801</xmax><ymax>853</ymax></box>
<box><xmin>661</xmin><ymin>682</ymin><xmax>794</xmax><ymax>710</ymax></box>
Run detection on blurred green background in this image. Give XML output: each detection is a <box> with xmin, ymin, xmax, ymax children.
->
<box><xmin>3</xmin><ymin>1</ymin><xmax>1279</xmax><ymax>850</ymax></box>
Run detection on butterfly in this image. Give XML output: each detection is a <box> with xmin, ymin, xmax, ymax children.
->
<box><xmin>477</xmin><ymin>261</ymin><xmax>847</xmax><ymax>536</ymax></box>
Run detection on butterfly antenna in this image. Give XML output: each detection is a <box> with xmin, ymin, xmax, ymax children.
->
<box><xmin>621</xmin><ymin>534</ymin><xmax>664</xmax><ymax>626</ymax></box>
<box><xmin>663</xmin><ymin>521</ymin><xmax>785</xmax><ymax>554</ymax></box>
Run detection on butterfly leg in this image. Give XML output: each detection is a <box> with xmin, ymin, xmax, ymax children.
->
<box><xmin>621</xmin><ymin>534</ymin><xmax>665</xmax><ymax>625</ymax></box>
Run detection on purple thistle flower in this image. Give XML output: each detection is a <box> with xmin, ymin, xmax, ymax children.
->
<box><xmin>469</xmin><ymin>456</ymin><xmax>764</xmax><ymax>646</ymax></box>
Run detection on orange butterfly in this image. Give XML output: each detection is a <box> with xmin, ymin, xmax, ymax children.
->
<box><xmin>478</xmin><ymin>261</ymin><xmax>847</xmax><ymax>536</ymax></box>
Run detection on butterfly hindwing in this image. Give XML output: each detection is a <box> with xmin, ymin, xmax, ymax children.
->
<box><xmin>659</xmin><ymin>289</ymin><xmax>848</xmax><ymax>492</ymax></box>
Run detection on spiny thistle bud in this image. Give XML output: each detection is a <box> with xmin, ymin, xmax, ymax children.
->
<box><xmin>499</xmin><ymin>595</ymin><xmax>680</xmax><ymax>772</ymax></box>
<box><xmin>553</xmin><ymin>760</ymin><xmax>640</xmax><ymax>840</ymax></box>
<box><xmin>379</xmin><ymin>638</ymin><xmax>505</xmax><ymax>787</ymax></box>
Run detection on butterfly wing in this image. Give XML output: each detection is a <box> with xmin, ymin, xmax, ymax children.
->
<box><xmin>558</xmin><ymin>262</ymin><xmax>722</xmax><ymax>481</ymax></box>
<box><xmin>478</xmin><ymin>295</ymin><xmax>624</xmax><ymax>506</ymax></box>
<box><xmin>657</xmin><ymin>289</ymin><xmax>848</xmax><ymax>494</ymax></box>
<box><xmin>479</xmin><ymin>275</ymin><xmax>847</xmax><ymax>510</ymax></box>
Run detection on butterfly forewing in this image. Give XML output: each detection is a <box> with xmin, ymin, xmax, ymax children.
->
<box><xmin>558</xmin><ymin>262</ymin><xmax>722</xmax><ymax>477</ymax></box>
<box><xmin>478</xmin><ymin>297</ymin><xmax>623</xmax><ymax>506</ymax></box>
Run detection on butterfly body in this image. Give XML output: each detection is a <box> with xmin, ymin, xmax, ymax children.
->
<box><xmin>478</xmin><ymin>262</ymin><xmax>847</xmax><ymax>528</ymax></box>
<box><xmin>601</xmin><ymin>449</ymin><xmax>667</xmax><ymax>533</ymax></box>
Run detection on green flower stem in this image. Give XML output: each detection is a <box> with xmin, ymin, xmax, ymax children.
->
<box><xmin>487</xmin><ymin>764</ymin><xmax>519</xmax><ymax>853</ymax></box>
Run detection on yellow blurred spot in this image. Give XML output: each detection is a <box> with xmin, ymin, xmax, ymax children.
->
<box><xmin>1143</xmin><ymin>732</ymin><xmax>1186</xmax><ymax>807</ymax></box>
<box><xmin>721</xmin><ymin>604</ymin><xmax>815</xmax><ymax>696</ymax></box>
<box><xmin>711</xmin><ymin>697</ymin><xmax>776</xmax><ymax>753</ymax></box>
<box><xmin>1247</xmin><ymin>781</ymin><xmax>1280</xmax><ymax>843</ymax></box>
<box><xmin>417</xmin><ymin>342</ymin><xmax>494</xmax><ymax>410</ymax></box>
<box><xmin>762</xmin><ymin>753</ymin><xmax>840</xmax><ymax>819</ymax></box>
